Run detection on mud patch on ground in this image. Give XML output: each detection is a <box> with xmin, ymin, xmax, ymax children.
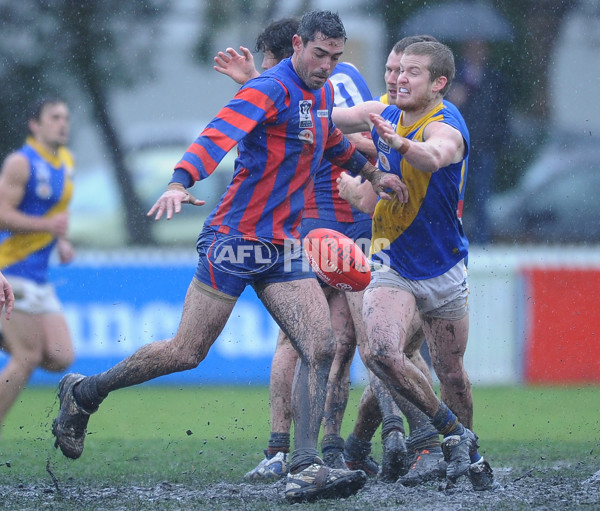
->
<box><xmin>1</xmin><ymin>467</ymin><xmax>599</xmax><ymax>510</ymax></box>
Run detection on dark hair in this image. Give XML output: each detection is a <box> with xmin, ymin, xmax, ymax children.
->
<box><xmin>26</xmin><ymin>96</ymin><xmax>66</xmax><ymax>136</ymax></box>
<box><xmin>255</xmin><ymin>17</ymin><xmax>300</xmax><ymax>61</ymax></box>
<box><xmin>392</xmin><ymin>34</ymin><xmax>438</xmax><ymax>54</ymax></box>
<box><xmin>297</xmin><ymin>9</ymin><xmax>346</xmax><ymax>45</ymax></box>
<box><xmin>403</xmin><ymin>41</ymin><xmax>455</xmax><ymax>96</ymax></box>
<box><xmin>27</xmin><ymin>96</ymin><xmax>65</xmax><ymax>122</ymax></box>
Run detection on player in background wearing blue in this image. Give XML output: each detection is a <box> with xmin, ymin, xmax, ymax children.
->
<box><xmin>0</xmin><ymin>97</ymin><xmax>76</xmax><ymax>433</ymax></box>
<box><xmin>214</xmin><ymin>18</ymin><xmax>411</xmax><ymax>484</ymax></box>
<box><xmin>333</xmin><ymin>41</ymin><xmax>497</xmax><ymax>491</ymax></box>
<box><xmin>51</xmin><ymin>10</ymin><xmax>408</xmax><ymax>503</ymax></box>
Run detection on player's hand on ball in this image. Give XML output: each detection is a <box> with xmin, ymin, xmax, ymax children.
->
<box><xmin>147</xmin><ymin>185</ymin><xmax>205</xmax><ymax>221</ymax></box>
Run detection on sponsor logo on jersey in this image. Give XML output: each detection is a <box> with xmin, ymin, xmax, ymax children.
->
<box><xmin>377</xmin><ymin>139</ymin><xmax>391</xmax><ymax>153</ymax></box>
<box><xmin>317</xmin><ymin>109</ymin><xmax>328</xmax><ymax>118</ymax></box>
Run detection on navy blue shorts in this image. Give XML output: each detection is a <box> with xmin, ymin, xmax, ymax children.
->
<box><xmin>194</xmin><ymin>226</ymin><xmax>315</xmax><ymax>298</ymax></box>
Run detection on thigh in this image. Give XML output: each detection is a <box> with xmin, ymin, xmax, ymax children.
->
<box><xmin>257</xmin><ymin>278</ymin><xmax>331</xmax><ymax>357</ymax></box>
<box><xmin>362</xmin><ymin>284</ymin><xmax>416</xmax><ymax>352</ymax></box>
<box><xmin>326</xmin><ymin>288</ymin><xmax>355</xmax><ymax>347</ymax></box>
<box><xmin>404</xmin><ymin>311</ymin><xmax>425</xmax><ymax>355</ymax></box>
<box><xmin>174</xmin><ymin>278</ymin><xmax>237</xmax><ymax>359</ymax></box>
<box><xmin>0</xmin><ymin>311</ymin><xmax>46</xmax><ymax>357</ymax></box>
<box><xmin>41</xmin><ymin>313</ymin><xmax>74</xmax><ymax>362</ymax></box>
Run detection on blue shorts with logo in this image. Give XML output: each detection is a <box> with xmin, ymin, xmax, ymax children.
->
<box><xmin>195</xmin><ymin>226</ymin><xmax>315</xmax><ymax>298</ymax></box>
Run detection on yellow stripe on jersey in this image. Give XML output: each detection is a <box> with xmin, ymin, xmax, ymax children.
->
<box><xmin>0</xmin><ymin>141</ymin><xmax>74</xmax><ymax>269</ymax></box>
<box><xmin>371</xmin><ymin>104</ymin><xmax>444</xmax><ymax>253</ymax></box>
<box><xmin>25</xmin><ymin>137</ymin><xmax>75</xmax><ymax>174</ymax></box>
<box><xmin>0</xmin><ymin>183</ymin><xmax>72</xmax><ymax>268</ymax></box>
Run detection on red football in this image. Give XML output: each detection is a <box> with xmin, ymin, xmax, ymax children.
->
<box><xmin>303</xmin><ymin>228</ymin><xmax>371</xmax><ymax>292</ymax></box>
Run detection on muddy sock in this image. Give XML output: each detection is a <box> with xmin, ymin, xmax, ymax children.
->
<box><xmin>470</xmin><ymin>451</ymin><xmax>482</xmax><ymax>464</ymax></box>
<box><xmin>266</xmin><ymin>432</ymin><xmax>290</xmax><ymax>458</ymax></box>
<box><xmin>381</xmin><ymin>414</ymin><xmax>405</xmax><ymax>440</ymax></box>
<box><xmin>73</xmin><ymin>375</ymin><xmax>106</xmax><ymax>413</ymax></box>
<box><xmin>344</xmin><ymin>433</ymin><xmax>372</xmax><ymax>462</ymax></box>
<box><xmin>289</xmin><ymin>448</ymin><xmax>320</xmax><ymax>474</ymax></box>
<box><xmin>406</xmin><ymin>423</ymin><xmax>441</xmax><ymax>452</ymax></box>
<box><xmin>321</xmin><ymin>434</ymin><xmax>344</xmax><ymax>454</ymax></box>
<box><xmin>431</xmin><ymin>402</ymin><xmax>464</xmax><ymax>437</ymax></box>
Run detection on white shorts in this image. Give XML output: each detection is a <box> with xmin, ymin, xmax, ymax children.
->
<box><xmin>369</xmin><ymin>260</ymin><xmax>469</xmax><ymax>321</ymax></box>
<box><xmin>6</xmin><ymin>275</ymin><xmax>62</xmax><ymax>314</ymax></box>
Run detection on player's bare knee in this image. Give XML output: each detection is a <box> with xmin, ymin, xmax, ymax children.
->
<box><xmin>169</xmin><ymin>337</ymin><xmax>209</xmax><ymax>370</ymax></box>
<box><xmin>45</xmin><ymin>351</ymin><xmax>75</xmax><ymax>372</ymax></box>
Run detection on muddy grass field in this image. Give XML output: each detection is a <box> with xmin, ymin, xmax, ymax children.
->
<box><xmin>2</xmin><ymin>463</ymin><xmax>600</xmax><ymax>510</ymax></box>
<box><xmin>1</xmin><ymin>386</ymin><xmax>598</xmax><ymax>510</ymax></box>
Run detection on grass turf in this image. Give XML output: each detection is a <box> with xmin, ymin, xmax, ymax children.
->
<box><xmin>1</xmin><ymin>384</ymin><xmax>599</xmax><ymax>505</ymax></box>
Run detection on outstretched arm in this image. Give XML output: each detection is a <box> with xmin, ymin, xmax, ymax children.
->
<box><xmin>147</xmin><ymin>183</ymin><xmax>205</xmax><ymax>221</ymax></box>
<box><xmin>332</xmin><ymin>101</ymin><xmax>386</xmax><ymax>134</ymax></box>
<box><xmin>370</xmin><ymin>112</ymin><xmax>465</xmax><ymax>173</ymax></box>
<box><xmin>213</xmin><ymin>46</ymin><xmax>260</xmax><ymax>85</ymax></box>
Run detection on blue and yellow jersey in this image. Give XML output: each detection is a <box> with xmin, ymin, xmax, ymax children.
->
<box><xmin>370</xmin><ymin>100</ymin><xmax>470</xmax><ymax>279</ymax></box>
<box><xmin>0</xmin><ymin>137</ymin><xmax>74</xmax><ymax>283</ymax></box>
<box><xmin>377</xmin><ymin>93</ymin><xmax>390</xmax><ymax>105</ymax></box>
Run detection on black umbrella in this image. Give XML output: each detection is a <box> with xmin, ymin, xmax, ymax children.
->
<box><xmin>400</xmin><ymin>1</ymin><xmax>514</xmax><ymax>42</ymax></box>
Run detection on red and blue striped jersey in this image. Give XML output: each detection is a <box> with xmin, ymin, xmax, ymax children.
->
<box><xmin>175</xmin><ymin>58</ymin><xmax>367</xmax><ymax>244</ymax></box>
<box><xmin>303</xmin><ymin>62</ymin><xmax>374</xmax><ymax>224</ymax></box>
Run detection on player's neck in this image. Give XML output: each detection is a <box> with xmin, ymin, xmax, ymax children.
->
<box><xmin>400</xmin><ymin>99</ymin><xmax>442</xmax><ymax>127</ymax></box>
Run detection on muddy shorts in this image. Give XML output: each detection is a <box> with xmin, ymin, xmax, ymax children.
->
<box><xmin>369</xmin><ymin>259</ymin><xmax>469</xmax><ymax>320</ymax></box>
<box><xmin>194</xmin><ymin>226</ymin><xmax>315</xmax><ymax>300</ymax></box>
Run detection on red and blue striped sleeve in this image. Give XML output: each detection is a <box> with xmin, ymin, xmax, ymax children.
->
<box><xmin>174</xmin><ymin>81</ymin><xmax>282</xmax><ymax>182</ymax></box>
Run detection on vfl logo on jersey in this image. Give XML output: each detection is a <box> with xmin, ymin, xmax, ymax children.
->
<box><xmin>299</xmin><ymin>100</ymin><xmax>313</xmax><ymax>128</ymax></box>
<box><xmin>298</xmin><ymin>129</ymin><xmax>314</xmax><ymax>144</ymax></box>
<box><xmin>378</xmin><ymin>152</ymin><xmax>391</xmax><ymax>171</ymax></box>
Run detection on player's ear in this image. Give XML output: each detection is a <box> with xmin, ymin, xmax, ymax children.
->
<box><xmin>432</xmin><ymin>76</ymin><xmax>447</xmax><ymax>94</ymax></box>
<box><xmin>292</xmin><ymin>34</ymin><xmax>304</xmax><ymax>54</ymax></box>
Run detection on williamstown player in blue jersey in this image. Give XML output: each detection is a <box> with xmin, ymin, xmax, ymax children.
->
<box><xmin>337</xmin><ymin>35</ymin><xmax>450</xmax><ymax>488</ymax></box>
<box><xmin>333</xmin><ymin>41</ymin><xmax>497</xmax><ymax>491</ymax></box>
<box><xmin>0</xmin><ymin>97</ymin><xmax>76</xmax><ymax>432</ymax></box>
<box><xmin>51</xmin><ymin>10</ymin><xmax>407</xmax><ymax>504</ymax></box>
